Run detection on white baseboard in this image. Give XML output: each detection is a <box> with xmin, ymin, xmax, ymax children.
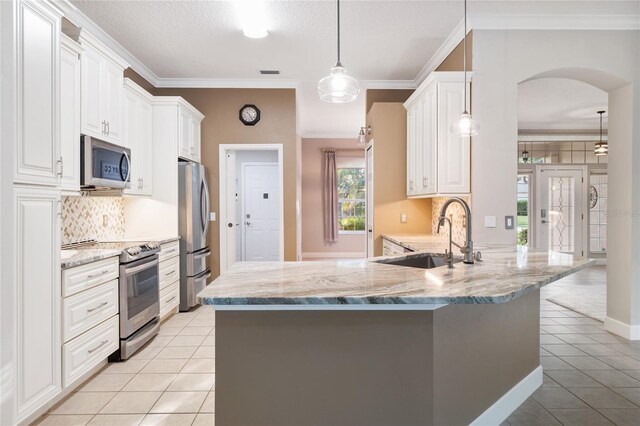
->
<box><xmin>605</xmin><ymin>316</ymin><xmax>640</xmax><ymax>340</ymax></box>
<box><xmin>470</xmin><ymin>366</ymin><xmax>543</xmax><ymax>426</ymax></box>
<box><xmin>301</xmin><ymin>252</ymin><xmax>365</xmax><ymax>260</ymax></box>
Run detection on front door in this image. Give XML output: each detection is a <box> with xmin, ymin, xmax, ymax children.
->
<box><xmin>536</xmin><ymin>166</ymin><xmax>586</xmax><ymax>256</ymax></box>
<box><xmin>242</xmin><ymin>163</ymin><xmax>280</xmax><ymax>261</ymax></box>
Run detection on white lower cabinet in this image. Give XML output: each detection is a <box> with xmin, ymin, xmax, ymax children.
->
<box><xmin>159</xmin><ymin>241</ymin><xmax>180</xmax><ymax>318</ymax></box>
<box><xmin>62</xmin><ymin>257</ymin><xmax>120</xmax><ymax>388</ymax></box>
<box><xmin>382</xmin><ymin>238</ymin><xmax>411</xmax><ymax>256</ymax></box>
<box><xmin>63</xmin><ymin>315</ymin><xmax>119</xmax><ymax>387</ymax></box>
<box><xmin>14</xmin><ymin>187</ymin><xmax>62</xmax><ymax>422</ymax></box>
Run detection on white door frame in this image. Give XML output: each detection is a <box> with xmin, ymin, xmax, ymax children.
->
<box><xmin>219</xmin><ymin>144</ymin><xmax>284</xmax><ymax>274</ymax></box>
<box><xmin>240</xmin><ymin>161</ymin><xmax>279</xmax><ymax>261</ymax></box>
<box><xmin>535</xmin><ymin>165</ymin><xmax>588</xmax><ymax>256</ymax></box>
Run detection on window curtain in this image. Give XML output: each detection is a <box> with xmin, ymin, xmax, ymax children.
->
<box><xmin>322</xmin><ymin>149</ymin><xmax>339</xmax><ymax>243</ymax></box>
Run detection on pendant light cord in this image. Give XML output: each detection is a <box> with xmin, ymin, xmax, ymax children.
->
<box><xmin>599</xmin><ymin>111</ymin><xmax>603</xmax><ymax>142</ymax></box>
<box><xmin>462</xmin><ymin>0</ymin><xmax>468</xmax><ymax>114</ymax></box>
<box><xmin>336</xmin><ymin>0</ymin><xmax>342</xmax><ymax>67</ymax></box>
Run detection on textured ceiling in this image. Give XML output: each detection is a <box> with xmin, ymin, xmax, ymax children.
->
<box><xmin>518</xmin><ymin>78</ymin><xmax>608</xmax><ymax>131</ymax></box>
<box><xmin>70</xmin><ymin>0</ymin><xmax>634</xmax><ymax>136</ymax></box>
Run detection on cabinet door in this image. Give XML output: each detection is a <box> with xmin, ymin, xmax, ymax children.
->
<box><xmin>406</xmin><ymin>104</ymin><xmax>417</xmax><ymax>197</ymax></box>
<box><xmin>122</xmin><ymin>88</ymin><xmax>140</xmax><ymax>194</ymax></box>
<box><xmin>192</xmin><ymin>117</ymin><xmax>201</xmax><ymax>163</ymax></box>
<box><xmin>15</xmin><ymin>188</ymin><xmax>61</xmax><ymax>421</ymax></box>
<box><xmin>413</xmin><ymin>97</ymin><xmax>425</xmax><ymax>196</ymax></box>
<box><xmin>178</xmin><ymin>107</ymin><xmax>192</xmax><ymax>159</ymax></box>
<box><xmin>421</xmin><ymin>85</ymin><xmax>438</xmax><ymax>195</ymax></box>
<box><xmin>59</xmin><ymin>41</ymin><xmax>81</xmax><ymax>193</ymax></box>
<box><xmin>15</xmin><ymin>0</ymin><xmax>60</xmax><ymax>186</ymax></box>
<box><xmin>102</xmin><ymin>59</ymin><xmax>124</xmax><ymax>144</ymax></box>
<box><xmin>437</xmin><ymin>82</ymin><xmax>470</xmax><ymax>194</ymax></box>
<box><xmin>80</xmin><ymin>43</ymin><xmax>104</xmax><ymax>139</ymax></box>
<box><xmin>139</xmin><ymin>97</ymin><xmax>153</xmax><ymax>195</ymax></box>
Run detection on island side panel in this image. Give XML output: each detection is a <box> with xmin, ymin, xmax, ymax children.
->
<box><xmin>432</xmin><ymin>290</ymin><xmax>541</xmax><ymax>425</ymax></box>
<box><xmin>215</xmin><ymin>310</ymin><xmax>435</xmax><ymax>426</ymax></box>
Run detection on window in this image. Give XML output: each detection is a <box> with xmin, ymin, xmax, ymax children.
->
<box><xmin>337</xmin><ymin>166</ymin><xmax>365</xmax><ymax>233</ymax></box>
<box><xmin>517</xmin><ymin>174</ymin><xmax>530</xmax><ymax>246</ymax></box>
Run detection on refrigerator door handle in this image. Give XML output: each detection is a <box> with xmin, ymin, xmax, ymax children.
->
<box><xmin>193</xmin><ymin>248</ymin><xmax>211</xmax><ymax>259</ymax></box>
<box><xmin>201</xmin><ymin>174</ymin><xmax>210</xmax><ymax>238</ymax></box>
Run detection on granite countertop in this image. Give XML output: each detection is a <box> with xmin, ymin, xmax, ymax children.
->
<box><xmin>61</xmin><ymin>249</ymin><xmax>121</xmax><ymax>269</ymax></box>
<box><xmin>100</xmin><ymin>236</ymin><xmax>180</xmax><ymax>244</ymax></box>
<box><xmin>198</xmin><ymin>245</ymin><xmax>593</xmax><ymax>309</ymax></box>
<box><xmin>382</xmin><ymin>233</ymin><xmax>450</xmax><ymax>252</ymax></box>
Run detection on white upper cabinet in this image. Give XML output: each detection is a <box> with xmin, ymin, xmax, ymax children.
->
<box><xmin>15</xmin><ymin>0</ymin><xmax>61</xmax><ymax>186</ymax></box>
<box><xmin>404</xmin><ymin>72</ymin><xmax>471</xmax><ymax>198</ymax></box>
<box><xmin>79</xmin><ymin>31</ymin><xmax>128</xmax><ymax>146</ymax></box>
<box><xmin>178</xmin><ymin>104</ymin><xmax>204</xmax><ymax>162</ymax></box>
<box><xmin>123</xmin><ymin>79</ymin><xmax>153</xmax><ymax>196</ymax></box>
<box><xmin>59</xmin><ymin>34</ymin><xmax>82</xmax><ymax>193</ymax></box>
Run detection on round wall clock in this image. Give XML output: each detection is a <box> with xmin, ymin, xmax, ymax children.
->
<box><xmin>239</xmin><ymin>104</ymin><xmax>260</xmax><ymax>126</ymax></box>
<box><xmin>589</xmin><ymin>185</ymin><xmax>598</xmax><ymax>209</ymax></box>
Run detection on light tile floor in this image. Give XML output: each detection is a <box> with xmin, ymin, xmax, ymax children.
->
<box><xmin>541</xmin><ymin>265</ymin><xmax>607</xmax><ymax>321</ymax></box>
<box><xmin>36</xmin><ymin>271</ymin><xmax>639</xmax><ymax>426</ymax></box>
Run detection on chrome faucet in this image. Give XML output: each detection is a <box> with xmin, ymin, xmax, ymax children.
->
<box><xmin>437</xmin><ymin>197</ymin><xmax>474</xmax><ymax>264</ymax></box>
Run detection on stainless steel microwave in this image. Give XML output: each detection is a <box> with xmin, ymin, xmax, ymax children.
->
<box><xmin>81</xmin><ymin>135</ymin><xmax>131</xmax><ymax>190</ymax></box>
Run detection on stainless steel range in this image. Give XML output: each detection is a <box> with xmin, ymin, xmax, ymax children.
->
<box><xmin>66</xmin><ymin>240</ymin><xmax>161</xmax><ymax>360</ymax></box>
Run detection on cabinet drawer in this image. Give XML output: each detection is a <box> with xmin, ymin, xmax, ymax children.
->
<box><xmin>159</xmin><ymin>281</ymin><xmax>179</xmax><ymax>316</ymax></box>
<box><xmin>63</xmin><ymin>280</ymin><xmax>119</xmax><ymax>342</ymax></box>
<box><xmin>63</xmin><ymin>315</ymin><xmax>119</xmax><ymax>388</ymax></box>
<box><xmin>159</xmin><ymin>256</ymin><xmax>180</xmax><ymax>290</ymax></box>
<box><xmin>159</xmin><ymin>241</ymin><xmax>179</xmax><ymax>262</ymax></box>
<box><xmin>62</xmin><ymin>257</ymin><xmax>119</xmax><ymax>297</ymax></box>
<box><xmin>382</xmin><ymin>239</ymin><xmax>408</xmax><ymax>256</ymax></box>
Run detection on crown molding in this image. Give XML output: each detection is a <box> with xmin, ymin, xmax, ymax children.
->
<box><xmin>55</xmin><ymin>0</ymin><xmax>160</xmax><ymax>86</ymax></box>
<box><xmin>153</xmin><ymin>78</ymin><xmax>300</xmax><ymax>89</ymax></box>
<box><xmin>361</xmin><ymin>80</ymin><xmax>417</xmax><ymax>90</ymax></box>
<box><xmin>471</xmin><ymin>13</ymin><xmax>640</xmax><ymax>31</ymax></box>
<box><xmin>414</xmin><ymin>18</ymin><xmax>466</xmax><ymax>86</ymax></box>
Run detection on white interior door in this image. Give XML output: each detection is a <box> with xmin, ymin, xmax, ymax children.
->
<box><xmin>366</xmin><ymin>143</ymin><xmax>374</xmax><ymax>258</ymax></box>
<box><xmin>536</xmin><ymin>166</ymin><xmax>586</xmax><ymax>256</ymax></box>
<box><xmin>242</xmin><ymin>163</ymin><xmax>280</xmax><ymax>261</ymax></box>
<box><xmin>225</xmin><ymin>151</ymin><xmax>237</xmax><ymax>269</ymax></box>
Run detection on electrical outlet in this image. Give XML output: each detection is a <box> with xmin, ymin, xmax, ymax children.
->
<box><xmin>505</xmin><ymin>216</ymin><xmax>514</xmax><ymax>229</ymax></box>
<box><xmin>210</xmin><ymin>212</ymin><xmax>216</xmax><ymax>221</ymax></box>
<box><xmin>400</xmin><ymin>213</ymin><xmax>407</xmax><ymax>223</ymax></box>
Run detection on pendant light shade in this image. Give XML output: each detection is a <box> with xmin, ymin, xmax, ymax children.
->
<box><xmin>522</xmin><ymin>142</ymin><xmax>529</xmax><ymax>163</ymax></box>
<box><xmin>595</xmin><ymin>110</ymin><xmax>607</xmax><ymax>156</ymax></box>
<box><xmin>318</xmin><ymin>65</ymin><xmax>359</xmax><ymax>103</ymax></box>
<box><xmin>450</xmin><ymin>0</ymin><xmax>478</xmax><ymax>137</ymax></box>
<box><xmin>318</xmin><ymin>0</ymin><xmax>359</xmax><ymax>103</ymax></box>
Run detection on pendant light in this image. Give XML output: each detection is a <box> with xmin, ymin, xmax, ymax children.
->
<box><xmin>450</xmin><ymin>0</ymin><xmax>478</xmax><ymax>137</ymax></box>
<box><xmin>318</xmin><ymin>0</ymin><xmax>359</xmax><ymax>103</ymax></box>
<box><xmin>594</xmin><ymin>110</ymin><xmax>607</xmax><ymax>156</ymax></box>
<box><xmin>522</xmin><ymin>142</ymin><xmax>529</xmax><ymax>163</ymax></box>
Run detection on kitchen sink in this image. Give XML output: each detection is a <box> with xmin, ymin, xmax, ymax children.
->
<box><xmin>375</xmin><ymin>253</ymin><xmax>462</xmax><ymax>269</ymax></box>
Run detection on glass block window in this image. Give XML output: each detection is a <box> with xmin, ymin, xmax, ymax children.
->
<box><xmin>589</xmin><ymin>174</ymin><xmax>607</xmax><ymax>253</ymax></box>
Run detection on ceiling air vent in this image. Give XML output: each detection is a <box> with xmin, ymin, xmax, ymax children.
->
<box><xmin>260</xmin><ymin>70</ymin><xmax>280</xmax><ymax>75</ymax></box>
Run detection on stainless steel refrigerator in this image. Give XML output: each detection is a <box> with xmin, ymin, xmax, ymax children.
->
<box><xmin>178</xmin><ymin>161</ymin><xmax>212</xmax><ymax>311</ymax></box>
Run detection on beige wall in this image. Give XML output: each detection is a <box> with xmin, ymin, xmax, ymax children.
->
<box><xmin>365</xmin><ymin>89</ymin><xmax>414</xmax><ymax>114</ymax></box>
<box><xmin>150</xmin><ymin>87</ymin><xmax>298</xmax><ymax>278</ymax></box>
<box><xmin>367</xmin><ymin>103</ymin><xmax>432</xmax><ymax>256</ymax></box>
<box><xmin>436</xmin><ymin>32</ymin><xmax>473</xmax><ymax>72</ymax></box>
<box><xmin>301</xmin><ymin>138</ymin><xmax>365</xmax><ymax>257</ymax></box>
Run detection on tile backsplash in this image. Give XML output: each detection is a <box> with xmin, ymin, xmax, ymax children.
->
<box><xmin>61</xmin><ymin>195</ymin><xmax>125</xmax><ymax>245</ymax></box>
<box><xmin>431</xmin><ymin>196</ymin><xmax>470</xmax><ymax>244</ymax></box>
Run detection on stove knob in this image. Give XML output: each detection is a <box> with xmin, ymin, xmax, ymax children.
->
<box><xmin>126</xmin><ymin>247</ymin><xmax>137</xmax><ymax>256</ymax></box>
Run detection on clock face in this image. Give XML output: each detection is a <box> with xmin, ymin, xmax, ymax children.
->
<box><xmin>239</xmin><ymin>104</ymin><xmax>260</xmax><ymax>126</ymax></box>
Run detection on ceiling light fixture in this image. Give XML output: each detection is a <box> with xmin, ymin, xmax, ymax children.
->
<box><xmin>237</xmin><ymin>0</ymin><xmax>269</xmax><ymax>39</ymax></box>
<box><xmin>450</xmin><ymin>0</ymin><xmax>478</xmax><ymax>137</ymax></box>
<box><xmin>594</xmin><ymin>110</ymin><xmax>607</xmax><ymax>156</ymax></box>
<box><xmin>318</xmin><ymin>0</ymin><xmax>359</xmax><ymax>103</ymax></box>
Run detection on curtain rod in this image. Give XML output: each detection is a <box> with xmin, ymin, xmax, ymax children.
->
<box><xmin>320</xmin><ymin>148</ymin><xmax>364</xmax><ymax>152</ymax></box>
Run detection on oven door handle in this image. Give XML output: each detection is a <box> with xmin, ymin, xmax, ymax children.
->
<box><xmin>123</xmin><ymin>260</ymin><xmax>157</xmax><ymax>276</ymax></box>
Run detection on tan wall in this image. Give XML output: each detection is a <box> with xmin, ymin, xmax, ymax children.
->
<box><xmin>365</xmin><ymin>89</ymin><xmax>414</xmax><ymax>114</ymax></box>
<box><xmin>151</xmin><ymin>87</ymin><xmax>298</xmax><ymax>278</ymax></box>
<box><xmin>301</xmin><ymin>138</ymin><xmax>365</xmax><ymax>257</ymax></box>
<box><xmin>367</xmin><ymin>103</ymin><xmax>432</xmax><ymax>256</ymax></box>
<box><xmin>436</xmin><ymin>32</ymin><xmax>473</xmax><ymax>72</ymax></box>
<box><xmin>123</xmin><ymin>68</ymin><xmax>157</xmax><ymax>95</ymax></box>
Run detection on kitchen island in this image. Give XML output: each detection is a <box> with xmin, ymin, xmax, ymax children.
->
<box><xmin>199</xmin><ymin>246</ymin><xmax>592</xmax><ymax>426</ymax></box>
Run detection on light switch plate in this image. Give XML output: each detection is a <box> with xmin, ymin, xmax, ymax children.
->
<box><xmin>210</xmin><ymin>212</ymin><xmax>216</xmax><ymax>221</ymax></box>
<box><xmin>400</xmin><ymin>213</ymin><xmax>407</xmax><ymax>223</ymax></box>
<box><xmin>505</xmin><ymin>215</ymin><xmax>514</xmax><ymax>230</ymax></box>
<box><xmin>484</xmin><ymin>216</ymin><xmax>497</xmax><ymax>228</ymax></box>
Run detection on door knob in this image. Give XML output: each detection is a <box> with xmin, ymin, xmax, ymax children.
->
<box><xmin>227</xmin><ymin>223</ymin><xmax>233</xmax><ymax>228</ymax></box>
